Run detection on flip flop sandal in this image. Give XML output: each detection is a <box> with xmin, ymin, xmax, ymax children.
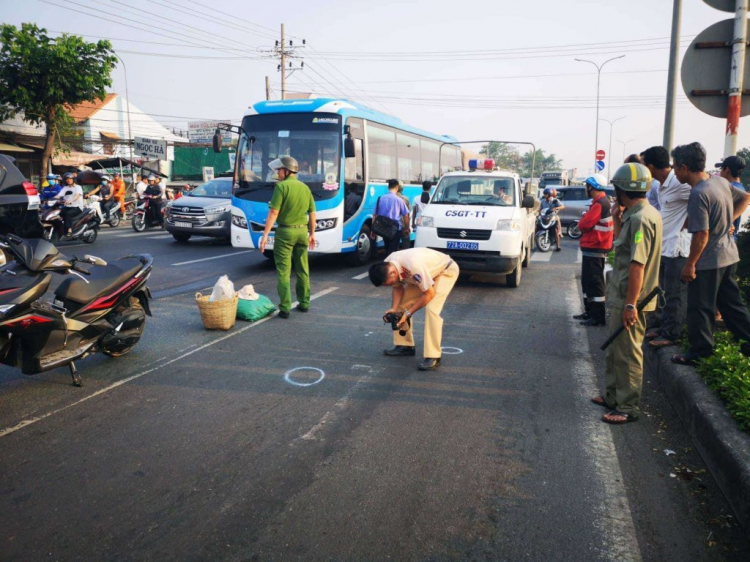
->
<box><xmin>591</xmin><ymin>396</ymin><xmax>613</xmax><ymax>409</ymax></box>
<box><xmin>646</xmin><ymin>330</ymin><xmax>661</xmax><ymax>340</ymax></box>
<box><xmin>602</xmin><ymin>410</ymin><xmax>638</xmax><ymax>424</ymax></box>
<box><xmin>649</xmin><ymin>338</ymin><xmax>676</xmax><ymax>348</ymax></box>
<box><xmin>671</xmin><ymin>353</ymin><xmax>700</xmax><ymax>367</ymax></box>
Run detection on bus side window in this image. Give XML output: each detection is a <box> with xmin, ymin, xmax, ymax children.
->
<box><xmin>344</xmin><ymin>137</ymin><xmax>365</xmax><ymax>222</ymax></box>
<box><xmin>345</xmin><ymin>138</ymin><xmax>363</xmax><ymax>182</ymax></box>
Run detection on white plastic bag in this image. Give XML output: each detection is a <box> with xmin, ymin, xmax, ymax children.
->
<box><xmin>238</xmin><ymin>284</ymin><xmax>260</xmax><ymax>301</ymax></box>
<box><xmin>209</xmin><ymin>275</ymin><xmax>235</xmax><ymax>302</ymax></box>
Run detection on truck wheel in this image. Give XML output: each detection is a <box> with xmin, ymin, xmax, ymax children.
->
<box><xmin>506</xmin><ymin>257</ymin><xmax>522</xmax><ymax>288</ymax></box>
<box><xmin>522</xmin><ymin>239</ymin><xmax>531</xmax><ymax>268</ymax></box>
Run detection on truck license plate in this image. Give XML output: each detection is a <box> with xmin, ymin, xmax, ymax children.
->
<box><xmin>175</xmin><ymin>221</ymin><xmax>192</xmax><ymax>228</ymax></box>
<box><xmin>447</xmin><ymin>241</ymin><xmax>478</xmax><ymax>250</ymax></box>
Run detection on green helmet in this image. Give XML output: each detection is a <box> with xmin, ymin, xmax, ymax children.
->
<box><xmin>611</xmin><ymin>163</ymin><xmax>652</xmax><ymax>192</ymax></box>
<box><xmin>268</xmin><ymin>156</ymin><xmax>299</xmax><ymax>174</ymax></box>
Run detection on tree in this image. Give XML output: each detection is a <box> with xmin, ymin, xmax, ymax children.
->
<box><xmin>519</xmin><ymin>149</ymin><xmax>563</xmax><ymax>179</ymax></box>
<box><xmin>0</xmin><ymin>24</ymin><xmax>117</xmax><ymax>174</ymax></box>
<box><xmin>737</xmin><ymin>147</ymin><xmax>750</xmax><ymax>187</ymax></box>
<box><xmin>479</xmin><ymin>142</ymin><xmax>562</xmax><ymax>178</ymax></box>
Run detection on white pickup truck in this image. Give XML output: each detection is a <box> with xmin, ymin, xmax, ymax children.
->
<box><xmin>414</xmin><ymin>168</ymin><xmax>536</xmax><ymax>287</ymax></box>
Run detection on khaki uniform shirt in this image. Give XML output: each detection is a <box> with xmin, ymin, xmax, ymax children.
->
<box><xmin>607</xmin><ymin>200</ymin><xmax>662</xmax><ymax>311</ymax></box>
<box><xmin>386</xmin><ymin>248</ymin><xmax>452</xmax><ymax>292</ymax></box>
<box><xmin>269</xmin><ymin>176</ymin><xmax>315</xmax><ymax>226</ymax></box>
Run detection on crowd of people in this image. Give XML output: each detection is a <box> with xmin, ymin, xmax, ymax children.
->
<box><xmin>574</xmin><ymin>142</ymin><xmax>750</xmax><ymax>425</ymax></box>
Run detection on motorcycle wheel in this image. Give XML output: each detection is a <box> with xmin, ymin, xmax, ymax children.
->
<box><xmin>45</xmin><ymin>228</ymin><xmax>60</xmax><ymax>245</ymax></box>
<box><xmin>567</xmin><ymin>221</ymin><xmax>582</xmax><ymax>239</ymax></box>
<box><xmin>536</xmin><ymin>231</ymin><xmax>552</xmax><ymax>253</ymax></box>
<box><xmin>109</xmin><ymin>212</ymin><xmax>121</xmax><ymax>228</ymax></box>
<box><xmin>132</xmin><ymin>214</ymin><xmax>146</xmax><ymax>232</ymax></box>
<box><xmin>102</xmin><ymin>299</ymin><xmax>145</xmax><ymax>357</ymax></box>
<box><xmin>83</xmin><ymin>226</ymin><xmax>98</xmax><ymax>244</ymax></box>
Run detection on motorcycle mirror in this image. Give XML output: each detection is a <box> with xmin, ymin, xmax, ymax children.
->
<box><xmin>83</xmin><ymin>255</ymin><xmax>107</xmax><ymax>266</ymax></box>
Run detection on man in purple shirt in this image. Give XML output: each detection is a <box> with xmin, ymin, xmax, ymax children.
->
<box><xmin>372</xmin><ymin>179</ymin><xmax>410</xmax><ymax>255</ymax></box>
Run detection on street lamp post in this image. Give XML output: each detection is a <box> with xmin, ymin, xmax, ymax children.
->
<box><xmin>616</xmin><ymin>139</ymin><xmax>636</xmax><ymax>165</ymax></box>
<box><xmin>599</xmin><ymin>116</ymin><xmax>625</xmax><ymax>182</ymax></box>
<box><xmin>114</xmin><ymin>53</ymin><xmax>135</xmax><ymax>186</ymax></box>
<box><xmin>575</xmin><ymin>55</ymin><xmax>625</xmax><ymax>172</ymax></box>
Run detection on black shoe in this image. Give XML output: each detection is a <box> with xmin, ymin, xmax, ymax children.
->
<box><xmin>296</xmin><ymin>304</ymin><xmax>309</xmax><ymax>312</ymax></box>
<box><xmin>581</xmin><ymin>318</ymin><xmax>605</xmax><ymax>327</ymax></box>
<box><xmin>278</xmin><ymin>310</ymin><xmax>290</xmax><ymax>319</ymax></box>
<box><xmin>418</xmin><ymin>358</ymin><xmax>441</xmax><ymax>371</ymax></box>
<box><xmin>573</xmin><ymin>312</ymin><xmax>590</xmax><ymax>320</ymax></box>
<box><xmin>555</xmin><ymin>246</ymin><xmax>562</xmax><ymax>252</ymax></box>
<box><xmin>384</xmin><ymin>346</ymin><xmax>416</xmax><ymax>357</ymax></box>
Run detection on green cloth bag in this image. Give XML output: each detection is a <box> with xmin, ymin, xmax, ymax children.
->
<box><xmin>236</xmin><ymin>294</ymin><xmax>276</xmax><ymax>322</ymax></box>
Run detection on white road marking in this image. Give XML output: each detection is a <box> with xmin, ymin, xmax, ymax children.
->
<box><xmin>146</xmin><ymin>234</ymin><xmax>174</xmax><ymax>239</ymax></box>
<box><xmin>440</xmin><ymin>346</ymin><xmax>463</xmax><ymax>355</ymax></box>
<box><xmin>565</xmin><ymin>279</ymin><xmax>643</xmax><ymax>561</ymax></box>
<box><xmin>352</xmin><ymin>271</ymin><xmax>369</xmax><ymax>280</ymax></box>
<box><xmin>530</xmin><ymin>251</ymin><xmax>552</xmax><ymax>262</ymax></box>
<box><xmin>112</xmin><ymin>232</ymin><xmax>151</xmax><ymax>238</ymax></box>
<box><xmin>0</xmin><ymin>286</ymin><xmax>340</xmax><ymax>438</ymax></box>
<box><xmin>172</xmin><ymin>250</ymin><xmax>254</xmax><ymax>266</ymax></box>
<box><xmin>284</xmin><ymin>367</ymin><xmax>326</xmax><ymax>387</ymax></box>
<box><xmin>576</xmin><ymin>249</ymin><xmax>583</xmax><ymax>263</ymax></box>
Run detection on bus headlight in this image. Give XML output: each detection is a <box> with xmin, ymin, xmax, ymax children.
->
<box><xmin>417</xmin><ymin>216</ymin><xmax>434</xmax><ymax>227</ymax></box>
<box><xmin>232</xmin><ymin>215</ymin><xmax>247</xmax><ymax>228</ymax></box>
<box><xmin>315</xmin><ymin>218</ymin><xmax>337</xmax><ymax>231</ymax></box>
<box><xmin>496</xmin><ymin>219</ymin><xmax>521</xmax><ymax>231</ymax></box>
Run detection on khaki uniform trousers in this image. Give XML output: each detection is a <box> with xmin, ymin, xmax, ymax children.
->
<box><xmin>604</xmin><ymin>306</ymin><xmax>647</xmax><ymax>418</ymax></box>
<box><xmin>393</xmin><ymin>262</ymin><xmax>459</xmax><ymax>358</ymax></box>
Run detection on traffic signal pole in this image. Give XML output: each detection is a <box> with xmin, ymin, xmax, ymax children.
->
<box><xmin>725</xmin><ymin>0</ymin><xmax>749</xmax><ymax>157</ymax></box>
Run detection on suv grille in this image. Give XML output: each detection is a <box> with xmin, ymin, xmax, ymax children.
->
<box><xmin>437</xmin><ymin>228</ymin><xmax>492</xmax><ymax>241</ymax></box>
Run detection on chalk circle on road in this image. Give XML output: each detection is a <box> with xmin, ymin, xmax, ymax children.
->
<box><xmin>284</xmin><ymin>367</ymin><xmax>326</xmax><ymax>387</ymax></box>
<box><xmin>441</xmin><ymin>347</ymin><xmax>464</xmax><ymax>355</ymax></box>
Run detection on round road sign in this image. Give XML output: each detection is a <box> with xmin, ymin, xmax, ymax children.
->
<box><xmin>704</xmin><ymin>0</ymin><xmax>736</xmax><ymax>12</ymax></box>
<box><xmin>682</xmin><ymin>19</ymin><xmax>750</xmax><ymax>119</ymax></box>
<box><xmin>596</xmin><ymin>160</ymin><xmax>605</xmax><ymax>171</ymax></box>
<box><xmin>596</xmin><ymin>150</ymin><xmax>606</xmax><ymax>161</ymax></box>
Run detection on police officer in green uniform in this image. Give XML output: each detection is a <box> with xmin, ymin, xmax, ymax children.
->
<box><xmin>592</xmin><ymin>163</ymin><xmax>662</xmax><ymax>424</ymax></box>
<box><xmin>259</xmin><ymin>156</ymin><xmax>316</xmax><ymax>319</ymax></box>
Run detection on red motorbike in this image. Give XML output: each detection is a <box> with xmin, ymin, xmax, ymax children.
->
<box><xmin>131</xmin><ymin>194</ymin><xmax>165</xmax><ymax>232</ymax></box>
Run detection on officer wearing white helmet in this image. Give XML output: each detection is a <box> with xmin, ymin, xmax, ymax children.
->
<box><xmin>573</xmin><ymin>173</ymin><xmax>613</xmax><ymax>326</ymax></box>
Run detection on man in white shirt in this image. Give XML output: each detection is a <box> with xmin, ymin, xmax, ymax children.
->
<box><xmin>641</xmin><ymin>146</ymin><xmax>691</xmax><ymax>346</ymax></box>
<box><xmin>369</xmin><ymin>247</ymin><xmax>460</xmax><ymax>371</ymax></box>
<box><xmin>57</xmin><ymin>172</ymin><xmax>85</xmax><ymax>235</ymax></box>
<box><xmin>135</xmin><ymin>174</ymin><xmax>147</xmax><ymax>199</ymax></box>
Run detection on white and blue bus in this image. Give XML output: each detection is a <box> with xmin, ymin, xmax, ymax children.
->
<box><xmin>226</xmin><ymin>98</ymin><xmax>461</xmax><ymax>265</ymax></box>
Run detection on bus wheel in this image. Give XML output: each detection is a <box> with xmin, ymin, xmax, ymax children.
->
<box><xmin>347</xmin><ymin>225</ymin><xmax>373</xmax><ymax>266</ymax></box>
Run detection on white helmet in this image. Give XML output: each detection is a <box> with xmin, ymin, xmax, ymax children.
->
<box><xmin>585</xmin><ymin>174</ymin><xmax>608</xmax><ymax>191</ymax></box>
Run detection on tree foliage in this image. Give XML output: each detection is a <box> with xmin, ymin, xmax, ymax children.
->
<box><xmin>480</xmin><ymin>142</ymin><xmax>563</xmax><ymax>178</ymax></box>
<box><xmin>0</xmin><ymin>23</ymin><xmax>117</xmax><ymax>173</ymax></box>
<box><xmin>736</xmin><ymin>146</ymin><xmax>750</xmax><ymax>187</ymax></box>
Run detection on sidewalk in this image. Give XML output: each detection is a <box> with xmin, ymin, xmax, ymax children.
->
<box><xmin>645</xmin><ymin>346</ymin><xmax>750</xmax><ymax>535</ymax></box>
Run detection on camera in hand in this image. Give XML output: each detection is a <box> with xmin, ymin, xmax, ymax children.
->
<box><xmin>383</xmin><ymin>312</ymin><xmax>411</xmax><ymax>336</ymax></box>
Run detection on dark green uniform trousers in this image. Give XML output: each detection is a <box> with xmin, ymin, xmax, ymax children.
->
<box><xmin>604</xmin><ymin>306</ymin><xmax>647</xmax><ymax>419</ymax></box>
<box><xmin>273</xmin><ymin>226</ymin><xmax>310</xmax><ymax>313</ymax></box>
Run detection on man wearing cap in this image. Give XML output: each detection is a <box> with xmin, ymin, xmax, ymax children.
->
<box><xmin>259</xmin><ymin>156</ymin><xmax>316</xmax><ymax>319</ymax></box>
<box><xmin>670</xmin><ymin>143</ymin><xmax>750</xmax><ymax>365</ymax></box>
<box><xmin>592</xmin><ymin>162</ymin><xmax>662</xmax><ymax>425</ymax></box>
<box><xmin>368</xmin><ymin>247</ymin><xmax>460</xmax><ymax>371</ymax></box>
<box><xmin>717</xmin><ymin>155</ymin><xmax>747</xmax><ymax>240</ymax></box>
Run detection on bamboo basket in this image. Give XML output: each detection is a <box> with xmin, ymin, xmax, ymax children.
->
<box><xmin>195</xmin><ymin>292</ymin><xmax>239</xmax><ymax>330</ymax></box>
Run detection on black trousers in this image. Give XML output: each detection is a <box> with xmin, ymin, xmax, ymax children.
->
<box><xmin>687</xmin><ymin>263</ymin><xmax>750</xmax><ymax>357</ymax></box>
<box><xmin>101</xmin><ymin>198</ymin><xmax>118</xmax><ymax>218</ymax></box>
<box><xmin>383</xmin><ymin>233</ymin><xmax>400</xmax><ymax>256</ymax></box>
<box><xmin>62</xmin><ymin>207</ymin><xmax>82</xmax><ymax>231</ymax></box>
<box><xmin>657</xmin><ymin>256</ymin><xmax>687</xmax><ymax>341</ymax></box>
<box><xmin>581</xmin><ymin>255</ymin><xmax>606</xmax><ymax>322</ymax></box>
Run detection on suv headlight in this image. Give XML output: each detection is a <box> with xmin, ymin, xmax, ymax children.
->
<box><xmin>496</xmin><ymin>219</ymin><xmax>521</xmax><ymax>231</ymax></box>
<box><xmin>207</xmin><ymin>204</ymin><xmax>231</xmax><ymax>214</ymax></box>
<box><xmin>232</xmin><ymin>214</ymin><xmax>248</xmax><ymax>228</ymax></box>
<box><xmin>417</xmin><ymin>216</ymin><xmax>434</xmax><ymax>227</ymax></box>
<box><xmin>315</xmin><ymin>218</ymin><xmax>337</xmax><ymax>231</ymax></box>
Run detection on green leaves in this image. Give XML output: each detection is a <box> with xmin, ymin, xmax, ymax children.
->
<box><xmin>478</xmin><ymin>143</ymin><xmax>563</xmax><ymax>178</ymax></box>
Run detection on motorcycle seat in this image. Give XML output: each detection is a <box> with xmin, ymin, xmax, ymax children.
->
<box><xmin>54</xmin><ymin>258</ymin><xmax>142</xmax><ymax>304</ymax></box>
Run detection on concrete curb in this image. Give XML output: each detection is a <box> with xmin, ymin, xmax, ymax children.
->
<box><xmin>645</xmin><ymin>346</ymin><xmax>750</xmax><ymax>533</ymax></box>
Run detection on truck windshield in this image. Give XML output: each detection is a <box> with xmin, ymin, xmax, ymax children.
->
<box><xmin>235</xmin><ymin>113</ymin><xmax>342</xmax><ymax>201</ymax></box>
<box><xmin>431</xmin><ymin>176</ymin><xmax>516</xmax><ymax>206</ymax></box>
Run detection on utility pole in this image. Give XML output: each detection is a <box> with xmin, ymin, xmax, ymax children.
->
<box><xmin>114</xmin><ymin>52</ymin><xmax>134</xmax><ymax>184</ymax></box>
<box><xmin>725</xmin><ymin>0</ymin><xmax>749</xmax><ymax>156</ymax></box>
<box><xmin>600</xmin><ymin>116</ymin><xmax>626</xmax><ymax>182</ymax></box>
<box><xmin>265</xmin><ymin>76</ymin><xmax>271</xmax><ymax>101</ymax></box>
<box><xmin>616</xmin><ymin>139</ymin><xmax>636</xmax><ymax>165</ymax></box>
<box><xmin>280</xmin><ymin>24</ymin><xmax>286</xmax><ymax>100</ymax></box>
<box><xmin>664</xmin><ymin>0</ymin><xmax>682</xmax><ymax>152</ymax></box>
<box><xmin>575</xmin><ymin>55</ymin><xmax>626</xmax><ymax>172</ymax></box>
<box><xmin>267</xmin><ymin>24</ymin><xmax>305</xmax><ymax>101</ymax></box>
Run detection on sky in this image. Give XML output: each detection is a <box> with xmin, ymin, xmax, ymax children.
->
<box><xmin>1</xmin><ymin>0</ymin><xmax>748</xmax><ymax>177</ymax></box>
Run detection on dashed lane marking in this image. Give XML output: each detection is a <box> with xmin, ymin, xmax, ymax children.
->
<box><xmin>352</xmin><ymin>271</ymin><xmax>369</xmax><ymax>280</ymax></box>
<box><xmin>530</xmin><ymin>251</ymin><xmax>552</xmax><ymax>262</ymax></box>
<box><xmin>0</xmin><ymin>286</ymin><xmax>340</xmax><ymax>438</ymax></box>
<box><xmin>172</xmin><ymin>250</ymin><xmax>254</xmax><ymax>266</ymax></box>
<box><xmin>576</xmin><ymin>248</ymin><xmax>583</xmax><ymax>263</ymax></box>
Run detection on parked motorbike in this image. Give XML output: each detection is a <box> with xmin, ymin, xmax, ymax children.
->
<box><xmin>0</xmin><ymin>233</ymin><xmax>153</xmax><ymax>386</ymax></box>
<box><xmin>132</xmin><ymin>194</ymin><xmax>165</xmax><ymax>232</ymax></box>
<box><xmin>40</xmin><ymin>199</ymin><xmax>99</xmax><ymax>244</ymax></box>
<box><xmin>535</xmin><ymin>208</ymin><xmax>559</xmax><ymax>252</ymax></box>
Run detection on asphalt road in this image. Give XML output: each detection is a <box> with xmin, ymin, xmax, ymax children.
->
<box><xmin>0</xmin><ymin>226</ymin><xmax>748</xmax><ymax>561</ymax></box>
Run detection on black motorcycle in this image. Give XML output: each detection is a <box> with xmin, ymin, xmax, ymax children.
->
<box><xmin>0</xmin><ymin>234</ymin><xmax>153</xmax><ymax>386</ymax></box>
<box><xmin>132</xmin><ymin>194</ymin><xmax>165</xmax><ymax>232</ymax></box>
<box><xmin>40</xmin><ymin>198</ymin><xmax>99</xmax><ymax>244</ymax></box>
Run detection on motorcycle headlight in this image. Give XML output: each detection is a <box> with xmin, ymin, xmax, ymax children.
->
<box><xmin>231</xmin><ymin>214</ymin><xmax>248</xmax><ymax>228</ymax></box>
<box><xmin>315</xmin><ymin>218</ymin><xmax>337</xmax><ymax>231</ymax></box>
<box><xmin>496</xmin><ymin>219</ymin><xmax>521</xmax><ymax>231</ymax></box>
<box><xmin>0</xmin><ymin>304</ymin><xmax>14</xmax><ymax>318</ymax></box>
<box><xmin>417</xmin><ymin>216</ymin><xmax>434</xmax><ymax>227</ymax></box>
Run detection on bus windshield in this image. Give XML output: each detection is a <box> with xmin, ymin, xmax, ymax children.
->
<box><xmin>236</xmin><ymin>113</ymin><xmax>342</xmax><ymax>201</ymax></box>
<box><xmin>431</xmin><ymin>176</ymin><xmax>516</xmax><ymax>206</ymax></box>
